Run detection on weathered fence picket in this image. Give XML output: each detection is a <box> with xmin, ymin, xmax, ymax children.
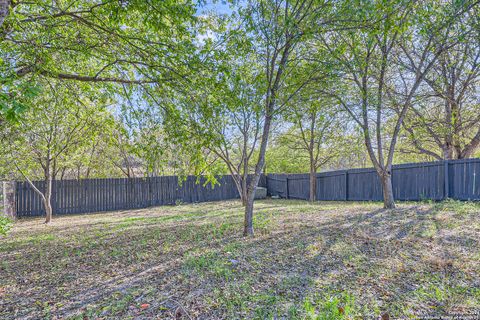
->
<box><xmin>15</xmin><ymin>175</ymin><xmax>267</xmax><ymax>217</ymax></box>
<box><xmin>268</xmin><ymin>159</ymin><xmax>480</xmax><ymax>202</ymax></box>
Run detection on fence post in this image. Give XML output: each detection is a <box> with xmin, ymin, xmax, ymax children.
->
<box><xmin>444</xmin><ymin>160</ymin><xmax>449</xmax><ymax>200</ymax></box>
<box><xmin>285</xmin><ymin>176</ymin><xmax>289</xmax><ymax>199</ymax></box>
<box><xmin>265</xmin><ymin>175</ymin><xmax>269</xmax><ymax>196</ymax></box>
<box><xmin>2</xmin><ymin>181</ymin><xmax>16</xmax><ymax>219</ymax></box>
<box><xmin>345</xmin><ymin>170</ymin><xmax>349</xmax><ymax>201</ymax></box>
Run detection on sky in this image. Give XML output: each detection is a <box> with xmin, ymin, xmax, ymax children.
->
<box><xmin>197</xmin><ymin>0</ymin><xmax>235</xmax><ymax>16</ymax></box>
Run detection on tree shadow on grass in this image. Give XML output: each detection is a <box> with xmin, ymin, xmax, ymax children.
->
<box><xmin>1</xmin><ymin>202</ymin><xmax>479</xmax><ymax>319</ymax></box>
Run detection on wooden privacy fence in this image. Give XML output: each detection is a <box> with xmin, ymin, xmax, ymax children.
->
<box><xmin>13</xmin><ymin>158</ymin><xmax>480</xmax><ymax>217</ymax></box>
<box><xmin>268</xmin><ymin>158</ymin><xmax>480</xmax><ymax>202</ymax></box>
<box><xmin>15</xmin><ymin>175</ymin><xmax>267</xmax><ymax>217</ymax></box>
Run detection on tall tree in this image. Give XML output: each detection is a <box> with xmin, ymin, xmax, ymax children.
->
<box><xmin>401</xmin><ymin>11</ymin><xmax>480</xmax><ymax>160</ymax></box>
<box><xmin>153</xmin><ymin>0</ymin><xmax>335</xmax><ymax>236</ymax></box>
<box><xmin>1</xmin><ymin>80</ymin><xmax>114</xmax><ymax>223</ymax></box>
<box><xmin>209</xmin><ymin>63</ymin><xmax>264</xmax><ymax>206</ymax></box>
<box><xmin>236</xmin><ymin>0</ymin><xmax>337</xmax><ymax>235</ymax></box>
<box><xmin>0</xmin><ymin>0</ymin><xmax>198</xmax><ymax>120</ymax></box>
<box><xmin>115</xmin><ymin>97</ymin><xmax>172</xmax><ymax>177</ymax></box>
<box><xmin>317</xmin><ymin>0</ymin><xmax>478</xmax><ymax>208</ymax></box>
<box><xmin>281</xmin><ymin>91</ymin><xmax>347</xmax><ymax>201</ymax></box>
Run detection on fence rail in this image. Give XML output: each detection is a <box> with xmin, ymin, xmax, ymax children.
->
<box><xmin>13</xmin><ymin>158</ymin><xmax>480</xmax><ymax>217</ymax></box>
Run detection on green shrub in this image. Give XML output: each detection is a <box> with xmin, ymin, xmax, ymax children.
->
<box><xmin>0</xmin><ymin>215</ymin><xmax>13</xmax><ymax>236</ymax></box>
<box><xmin>253</xmin><ymin>211</ymin><xmax>275</xmax><ymax>235</ymax></box>
<box><xmin>304</xmin><ymin>292</ymin><xmax>355</xmax><ymax>320</ymax></box>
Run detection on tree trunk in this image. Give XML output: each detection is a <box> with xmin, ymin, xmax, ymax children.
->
<box><xmin>243</xmin><ymin>114</ymin><xmax>272</xmax><ymax>236</ymax></box>
<box><xmin>230</xmin><ymin>174</ymin><xmax>247</xmax><ymax>207</ymax></box>
<box><xmin>243</xmin><ymin>188</ymin><xmax>255</xmax><ymax>236</ymax></box>
<box><xmin>43</xmin><ymin>198</ymin><xmax>53</xmax><ymax>224</ymax></box>
<box><xmin>241</xmin><ymin>173</ymin><xmax>248</xmax><ymax>207</ymax></box>
<box><xmin>2</xmin><ymin>181</ymin><xmax>16</xmax><ymax>220</ymax></box>
<box><xmin>459</xmin><ymin>128</ymin><xmax>480</xmax><ymax>159</ymax></box>
<box><xmin>380</xmin><ymin>172</ymin><xmax>395</xmax><ymax>209</ymax></box>
<box><xmin>44</xmin><ymin>175</ymin><xmax>53</xmax><ymax>223</ymax></box>
<box><xmin>241</xmin><ymin>187</ymin><xmax>248</xmax><ymax>206</ymax></box>
<box><xmin>309</xmin><ymin>164</ymin><xmax>316</xmax><ymax>202</ymax></box>
<box><xmin>443</xmin><ymin>145</ymin><xmax>454</xmax><ymax>160</ymax></box>
<box><xmin>0</xmin><ymin>0</ymin><xmax>9</xmax><ymax>28</ymax></box>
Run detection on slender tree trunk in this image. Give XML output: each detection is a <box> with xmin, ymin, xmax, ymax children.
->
<box><xmin>242</xmin><ymin>18</ymin><xmax>292</xmax><ymax>236</ymax></box>
<box><xmin>60</xmin><ymin>167</ymin><xmax>67</xmax><ymax>180</ymax></box>
<box><xmin>243</xmin><ymin>115</ymin><xmax>272</xmax><ymax>236</ymax></box>
<box><xmin>309</xmin><ymin>161</ymin><xmax>316</xmax><ymax>202</ymax></box>
<box><xmin>42</xmin><ymin>159</ymin><xmax>54</xmax><ymax>223</ymax></box>
<box><xmin>241</xmin><ymin>189</ymin><xmax>248</xmax><ymax>206</ymax></box>
<box><xmin>230</xmin><ymin>174</ymin><xmax>246</xmax><ymax>206</ymax></box>
<box><xmin>43</xmin><ymin>198</ymin><xmax>53</xmax><ymax>224</ymax></box>
<box><xmin>242</xmin><ymin>136</ymin><xmax>249</xmax><ymax>207</ymax></box>
<box><xmin>444</xmin><ymin>101</ymin><xmax>455</xmax><ymax>160</ymax></box>
<box><xmin>380</xmin><ymin>171</ymin><xmax>395</xmax><ymax>209</ymax></box>
<box><xmin>244</xmin><ymin>178</ymin><xmax>259</xmax><ymax>236</ymax></box>
<box><xmin>443</xmin><ymin>145</ymin><xmax>454</xmax><ymax>160</ymax></box>
<box><xmin>44</xmin><ymin>175</ymin><xmax>53</xmax><ymax>223</ymax></box>
<box><xmin>461</xmin><ymin>129</ymin><xmax>480</xmax><ymax>159</ymax></box>
<box><xmin>2</xmin><ymin>180</ymin><xmax>16</xmax><ymax>220</ymax></box>
<box><xmin>244</xmin><ymin>188</ymin><xmax>255</xmax><ymax>236</ymax></box>
<box><xmin>242</xmin><ymin>167</ymin><xmax>248</xmax><ymax>207</ymax></box>
<box><xmin>14</xmin><ymin>163</ymin><xmax>52</xmax><ymax>223</ymax></box>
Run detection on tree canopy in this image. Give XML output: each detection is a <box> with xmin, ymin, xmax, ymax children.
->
<box><xmin>1</xmin><ymin>0</ymin><xmax>479</xmax><ymax>230</ymax></box>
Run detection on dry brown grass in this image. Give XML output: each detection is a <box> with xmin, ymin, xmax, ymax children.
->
<box><xmin>1</xmin><ymin>199</ymin><xmax>479</xmax><ymax>319</ymax></box>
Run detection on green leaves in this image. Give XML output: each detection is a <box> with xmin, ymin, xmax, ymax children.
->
<box><xmin>0</xmin><ymin>215</ymin><xmax>13</xmax><ymax>236</ymax></box>
<box><xmin>0</xmin><ymin>76</ymin><xmax>40</xmax><ymax>122</ymax></box>
<box><xmin>0</xmin><ymin>79</ymin><xmax>117</xmax><ymax>180</ymax></box>
<box><xmin>1</xmin><ymin>0</ymin><xmax>199</xmax><ymax>113</ymax></box>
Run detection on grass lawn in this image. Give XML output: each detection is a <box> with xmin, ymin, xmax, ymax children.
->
<box><xmin>1</xmin><ymin>199</ymin><xmax>480</xmax><ymax>319</ymax></box>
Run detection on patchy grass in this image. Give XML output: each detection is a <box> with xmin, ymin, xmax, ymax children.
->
<box><xmin>1</xmin><ymin>199</ymin><xmax>480</xmax><ymax>319</ymax></box>
<box><xmin>0</xmin><ymin>216</ymin><xmax>13</xmax><ymax>236</ymax></box>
